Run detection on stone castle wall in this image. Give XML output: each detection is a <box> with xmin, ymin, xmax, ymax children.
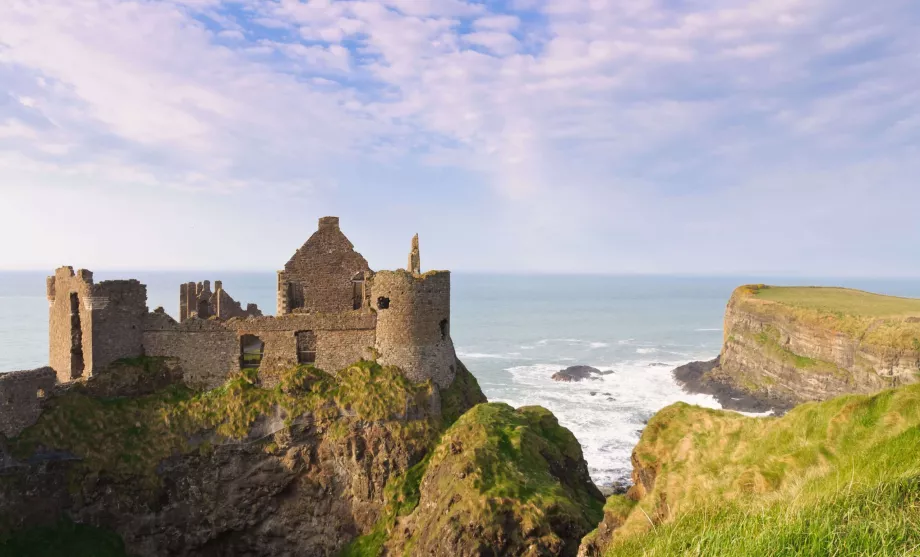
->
<box><xmin>143</xmin><ymin>317</ymin><xmax>238</xmax><ymax>389</ymax></box>
<box><xmin>143</xmin><ymin>312</ymin><xmax>377</xmax><ymax>389</ymax></box>
<box><xmin>47</xmin><ymin>267</ymin><xmax>147</xmax><ymax>383</ymax></box>
<box><xmin>0</xmin><ymin>367</ymin><xmax>56</xmax><ymax>438</ymax></box>
<box><xmin>372</xmin><ymin>270</ymin><xmax>456</xmax><ymax>388</ymax></box>
<box><xmin>277</xmin><ymin>217</ymin><xmax>371</xmax><ymax>315</ymax></box>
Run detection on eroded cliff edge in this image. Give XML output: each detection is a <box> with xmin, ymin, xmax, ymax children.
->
<box><xmin>0</xmin><ymin>358</ymin><xmax>604</xmax><ymax>557</ymax></box>
<box><xmin>674</xmin><ymin>285</ymin><xmax>920</xmax><ymax>410</ymax></box>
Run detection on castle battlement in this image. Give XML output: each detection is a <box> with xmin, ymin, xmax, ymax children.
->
<box><xmin>23</xmin><ymin>217</ymin><xmax>456</xmax><ymax>400</ymax></box>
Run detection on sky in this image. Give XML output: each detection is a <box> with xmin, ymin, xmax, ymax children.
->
<box><xmin>1</xmin><ymin>0</ymin><xmax>918</xmax><ymax>276</ymax></box>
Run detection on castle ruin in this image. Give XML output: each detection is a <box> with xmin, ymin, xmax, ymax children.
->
<box><xmin>0</xmin><ymin>217</ymin><xmax>456</xmax><ymax>437</ymax></box>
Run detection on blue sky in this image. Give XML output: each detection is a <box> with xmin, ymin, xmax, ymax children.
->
<box><xmin>1</xmin><ymin>0</ymin><xmax>918</xmax><ymax>275</ymax></box>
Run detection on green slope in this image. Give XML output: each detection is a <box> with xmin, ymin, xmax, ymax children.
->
<box><xmin>594</xmin><ymin>383</ymin><xmax>920</xmax><ymax>556</ymax></box>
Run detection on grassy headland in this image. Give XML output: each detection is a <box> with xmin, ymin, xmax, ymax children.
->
<box><xmin>738</xmin><ymin>285</ymin><xmax>920</xmax><ymax>349</ymax></box>
<box><xmin>593</xmin><ymin>382</ymin><xmax>920</xmax><ymax>556</ymax></box>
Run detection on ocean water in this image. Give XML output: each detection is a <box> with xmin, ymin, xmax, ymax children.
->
<box><xmin>3</xmin><ymin>271</ymin><xmax>920</xmax><ymax>488</ymax></box>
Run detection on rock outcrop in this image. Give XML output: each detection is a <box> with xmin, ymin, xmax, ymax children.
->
<box><xmin>552</xmin><ymin>365</ymin><xmax>609</xmax><ymax>382</ymax></box>
<box><xmin>678</xmin><ymin>285</ymin><xmax>920</xmax><ymax>408</ymax></box>
<box><xmin>1</xmin><ymin>357</ymin><xmax>602</xmax><ymax>557</ymax></box>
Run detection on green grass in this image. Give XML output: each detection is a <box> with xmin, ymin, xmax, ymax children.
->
<box><xmin>753</xmin><ymin>326</ymin><xmax>846</xmax><ymax>375</ymax></box>
<box><xmin>380</xmin><ymin>403</ymin><xmax>603</xmax><ymax>555</ymax></box>
<box><xmin>753</xmin><ymin>286</ymin><xmax>920</xmax><ymax>318</ymax></box>
<box><xmin>0</xmin><ymin>518</ymin><xmax>131</xmax><ymax>557</ymax></box>
<box><xmin>735</xmin><ymin>285</ymin><xmax>920</xmax><ymax>349</ymax></box>
<box><xmin>598</xmin><ymin>383</ymin><xmax>920</xmax><ymax>556</ymax></box>
<box><xmin>10</xmin><ymin>360</ymin><xmax>437</xmax><ymax>486</ymax></box>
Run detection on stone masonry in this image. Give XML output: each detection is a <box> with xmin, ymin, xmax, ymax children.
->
<box><xmin>0</xmin><ymin>367</ymin><xmax>56</xmax><ymax>438</ymax></box>
<box><xmin>47</xmin><ymin>267</ymin><xmax>147</xmax><ymax>384</ymax></box>
<box><xmin>0</xmin><ymin>216</ymin><xmax>457</xmax><ymax>434</ymax></box>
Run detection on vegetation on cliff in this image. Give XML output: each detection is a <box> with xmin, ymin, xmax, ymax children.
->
<box><xmin>587</xmin><ymin>383</ymin><xmax>920</xmax><ymax>556</ymax></box>
<box><xmin>0</xmin><ymin>519</ymin><xmax>130</xmax><ymax>557</ymax></box>
<box><xmin>346</xmin><ymin>402</ymin><xmax>605</xmax><ymax>556</ymax></box>
<box><xmin>741</xmin><ymin>285</ymin><xmax>920</xmax><ymax>349</ymax></box>
<box><xmin>9</xmin><ymin>358</ymin><xmax>439</xmax><ymax>486</ymax></box>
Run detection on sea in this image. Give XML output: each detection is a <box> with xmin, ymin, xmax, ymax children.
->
<box><xmin>3</xmin><ymin>271</ymin><xmax>919</xmax><ymax>489</ymax></box>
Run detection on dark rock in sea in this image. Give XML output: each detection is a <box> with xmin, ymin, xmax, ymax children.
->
<box><xmin>590</xmin><ymin>391</ymin><xmax>597</xmax><ymax>396</ymax></box>
<box><xmin>551</xmin><ymin>365</ymin><xmax>607</xmax><ymax>382</ymax></box>
<box><xmin>606</xmin><ymin>397</ymin><xmax>614</xmax><ymax>402</ymax></box>
<box><xmin>598</xmin><ymin>478</ymin><xmax>632</xmax><ymax>496</ymax></box>
<box><xmin>672</xmin><ymin>357</ymin><xmax>792</xmax><ymax>415</ymax></box>
<box><xmin>647</xmin><ymin>362</ymin><xmax>670</xmax><ymax>367</ymax></box>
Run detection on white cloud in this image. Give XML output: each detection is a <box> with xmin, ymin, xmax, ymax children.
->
<box><xmin>0</xmin><ymin>0</ymin><xmax>918</xmax><ymax>274</ymax></box>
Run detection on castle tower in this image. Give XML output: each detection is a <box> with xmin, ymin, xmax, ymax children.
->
<box><xmin>372</xmin><ymin>269</ymin><xmax>456</xmax><ymax>388</ymax></box>
<box><xmin>408</xmin><ymin>234</ymin><xmax>420</xmax><ymax>275</ymax></box>
<box><xmin>47</xmin><ymin>266</ymin><xmax>147</xmax><ymax>383</ymax></box>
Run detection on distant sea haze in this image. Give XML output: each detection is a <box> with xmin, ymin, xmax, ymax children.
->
<box><xmin>2</xmin><ymin>272</ymin><xmax>919</xmax><ymax>488</ymax></box>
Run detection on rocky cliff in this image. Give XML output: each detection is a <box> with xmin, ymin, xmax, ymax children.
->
<box><xmin>679</xmin><ymin>285</ymin><xmax>920</xmax><ymax>408</ymax></box>
<box><xmin>0</xmin><ymin>357</ymin><xmax>603</xmax><ymax>557</ymax></box>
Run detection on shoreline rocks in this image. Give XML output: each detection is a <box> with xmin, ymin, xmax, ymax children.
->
<box><xmin>672</xmin><ymin>357</ymin><xmax>792</xmax><ymax>415</ymax></box>
<box><xmin>551</xmin><ymin>365</ymin><xmax>612</xmax><ymax>382</ymax></box>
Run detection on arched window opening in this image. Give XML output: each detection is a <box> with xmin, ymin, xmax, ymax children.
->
<box><xmin>377</xmin><ymin>297</ymin><xmax>390</xmax><ymax>310</ymax></box>
<box><xmin>439</xmin><ymin>319</ymin><xmax>449</xmax><ymax>340</ymax></box>
<box><xmin>296</xmin><ymin>330</ymin><xmax>317</xmax><ymax>364</ymax></box>
<box><xmin>240</xmin><ymin>334</ymin><xmax>265</xmax><ymax>369</ymax></box>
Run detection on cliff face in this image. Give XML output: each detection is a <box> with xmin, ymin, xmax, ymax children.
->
<box><xmin>0</xmin><ymin>359</ymin><xmax>463</xmax><ymax>556</ymax></box>
<box><xmin>1</xmin><ymin>358</ymin><xmax>601</xmax><ymax>557</ymax></box>
<box><xmin>705</xmin><ymin>285</ymin><xmax>920</xmax><ymax>406</ymax></box>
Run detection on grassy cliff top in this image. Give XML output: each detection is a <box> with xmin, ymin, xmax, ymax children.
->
<box><xmin>750</xmin><ymin>285</ymin><xmax>920</xmax><ymax>318</ymax></box>
<box><xmin>734</xmin><ymin>285</ymin><xmax>920</xmax><ymax>349</ymax></box>
<box><xmin>596</xmin><ymin>383</ymin><xmax>920</xmax><ymax>556</ymax></box>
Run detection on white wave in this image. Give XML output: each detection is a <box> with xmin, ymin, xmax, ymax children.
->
<box><xmin>694</xmin><ymin>328</ymin><xmax>722</xmax><ymax>332</ymax></box>
<box><xmin>503</xmin><ymin>361</ymin><xmax>721</xmax><ymax>486</ymax></box>
<box><xmin>636</xmin><ymin>347</ymin><xmax>657</xmax><ymax>354</ymax></box>
<box><xmin>589</xmin><ymin>342</ymin><xmax>609</xmax><ymax>348</ymax></box>
<box><xmin>457</xmin><ymin>352</ymin><xmax>524</xmax><ymax>360</ymax></box>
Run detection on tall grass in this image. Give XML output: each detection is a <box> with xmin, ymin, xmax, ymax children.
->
<box><xmin>601</xmin><ymin>383</ymin><xmax>920</xmax><ymax>556</ymax></box>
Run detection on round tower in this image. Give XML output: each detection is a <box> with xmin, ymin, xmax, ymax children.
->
<box><xmin>372</xmin><ymin>270</ymin><xmax>456</xmax><ymax>388</ymax></box>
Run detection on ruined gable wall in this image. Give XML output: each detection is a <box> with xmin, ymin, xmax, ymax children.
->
<box><xmin>372</xmin><ymin>270</ymin><xmax>457</xmax><ymax>388</ymax></box>
<box><xmin>0</xmin><ymin>367</ymin><xmax>56</xmax><ymax>438</ymax></box>
<box><xmin>278</xmin><ymin>217</ymin><xmax>371</xmax><ymax>314</ymax></box>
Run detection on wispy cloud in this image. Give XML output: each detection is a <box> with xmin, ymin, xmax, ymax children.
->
<box><xmin>1</xmin><ymin>0</ymin><xmax>918</xmax><ymax>274</ymax></box>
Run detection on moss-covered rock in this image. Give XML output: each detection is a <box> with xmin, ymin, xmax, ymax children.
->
<box><xmin>346</xmin><ymin>402</ymin><xmax>605</xmax><ymax>556</ymax></box>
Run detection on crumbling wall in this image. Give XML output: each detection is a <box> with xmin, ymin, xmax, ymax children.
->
<box><xmin>90</xmin><ymin>279</ymin><xmax>147</xmax><ymax>372</ymax></box>
<box><xmin>225</xmin><ymin>313</ymin><xmax>377</xmax><ymax>386</ymax></box>
<box><xmin>277</xmin><ymin>217</ymin><xmax>371</xmax><ymax>315</ymax></box>
<box><xmin>47</xmin><ymin>267</ymin><xmax>146</xmax><ymax>383</ymax></box>
<box><xmin>142</xmin><ymin>318</ymin><xmax>237</xmax><ymax>389</ymax></box>
<box><xmin>179</xmin><ymin>280</ymin><xmax>261</xmax><ymax>322</ymax></box>
<box><xmin>316</xmin><ymin>330</ymin><xmax>376</xmax><ymax>374</ymax></box>
<box><xmin>0</xmin><ymin>367</ymin><xmax>56</xmax><ymax>438</ymax></box>
<box><xmin>372</xmin><ymin>270</ymin><xmax>457</xmax><ymax>388</ymax></box>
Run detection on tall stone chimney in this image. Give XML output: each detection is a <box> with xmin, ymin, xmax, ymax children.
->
<box><xmin>408</xmin><ymin>233</ymin><xmax>420</xmax><ymax>275</ymax></box>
